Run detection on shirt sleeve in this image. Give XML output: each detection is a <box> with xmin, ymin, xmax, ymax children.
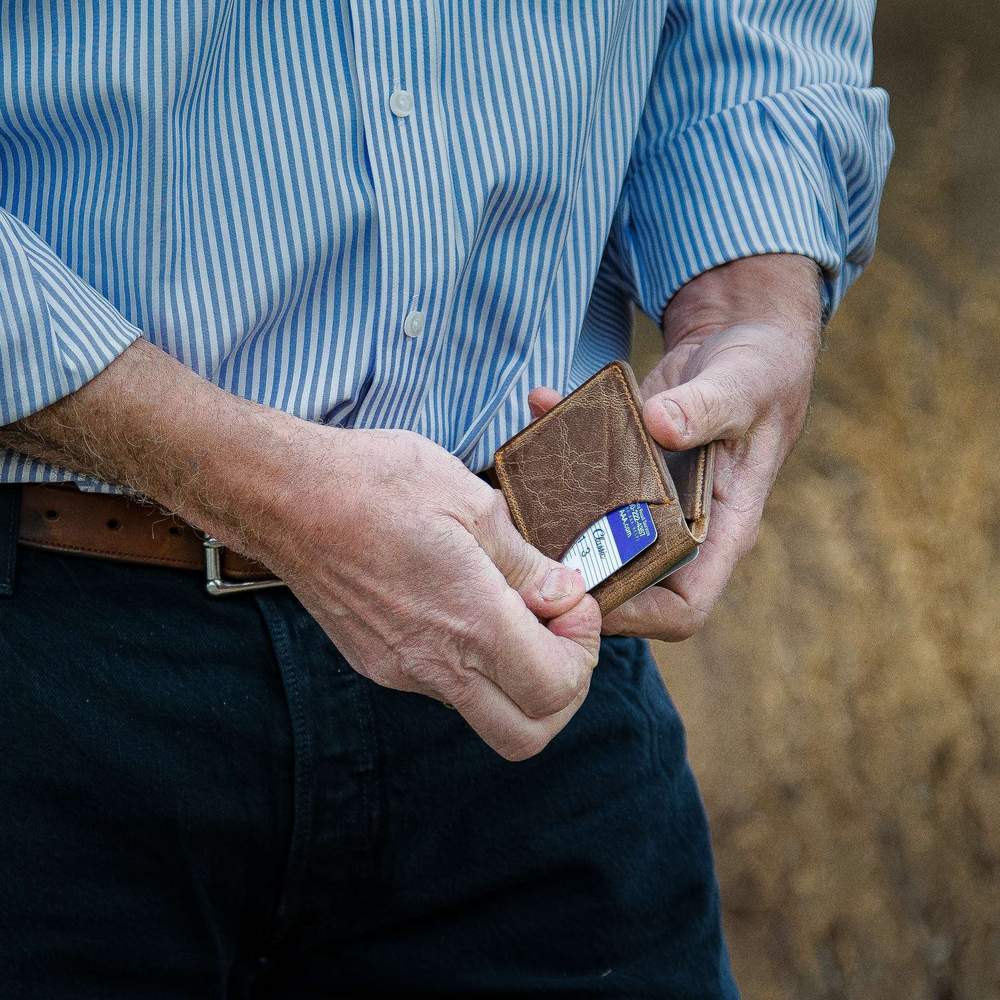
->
<box><xmin>0</xmin><ymin>207</ymin><xmax>142</xmax><ymax>426</ymax></box>
<box><xmin>620</xmin><ymin>0</ymin><xmax>894</xmax><ymax>323</ymax></box>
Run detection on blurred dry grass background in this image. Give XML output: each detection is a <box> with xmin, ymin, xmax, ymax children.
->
<box><xmin>632</xmin><ymin>3</ymin><xmax>1000</xmax><ymax>997</ymax></box>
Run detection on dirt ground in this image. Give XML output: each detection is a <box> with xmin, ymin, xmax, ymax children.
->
<box><xmin>632</xmin><ymin>3</ymin><xmax>1000</xmax><ymax>997</ymax></box>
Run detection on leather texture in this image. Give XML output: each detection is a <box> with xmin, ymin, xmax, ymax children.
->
<box><xmin>18</xmin><ymin>484</ymin><xmax>275</xmax><ymax>582</ymax></box>
<box><xmin>492</xmin><ymin>361</ymin><xmax>713</xmax><ymax>615</ymax></box>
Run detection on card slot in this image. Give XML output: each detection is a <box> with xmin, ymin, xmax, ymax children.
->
<box><xmin>592</xmin><ymin>500</ymin><xmax>697</xmax><ymax>614</ymax></box>
<box><xmin>555</xmin><ymin>496</ymin><xmax>676</xmax><ymax>564</ymax></box>
<box><xmin>511</xmin><ymin>485</ymin><xmax>674</xmax><ymax>565</ymax></box>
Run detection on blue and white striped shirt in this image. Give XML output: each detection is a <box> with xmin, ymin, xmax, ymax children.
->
<box><xmin>0</xmin><ymin>1</ymin><xmax>891</xmax><ymax>489</ymax></box>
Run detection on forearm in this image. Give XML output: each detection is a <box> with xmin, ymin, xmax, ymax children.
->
<box><xmin>0</xmin><ymin>341</ymin><xmax>602</xmax><ymax>759</ymax></box>
<box><xmin>662</xmin><ymin>254</ymin><xmax>823</xmax><ymax>348</ymax></box>
<box><xmin>0</xmin><ymin>339</ymin><xmax>322</xmax><ymax>562</ymax></box>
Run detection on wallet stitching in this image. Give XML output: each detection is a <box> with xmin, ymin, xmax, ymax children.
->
<box><xmin>689</xmin><ymin>443</ymin><xmax>714</xmax><ymax>541</ymax></box>
<box><xmin>692</xmin><ymin>446</ymin><xmax>706</xmax><ymax>523</ymax></box>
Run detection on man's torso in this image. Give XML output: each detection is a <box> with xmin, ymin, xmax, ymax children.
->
<box><xmin>0</xmin><ymin>1</ymin><xmax>668</xmax><ymax>486</ymax></box>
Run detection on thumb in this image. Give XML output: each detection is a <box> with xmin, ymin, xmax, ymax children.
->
<box><xmin>480</xmin><ymin>496</ymin><xmax>589</xmax><ymax>621</ymax></box>
<box><xmin>643</xmin><ymin>366</ymin><xmax>758</xmax><ymax>451</ymax></box>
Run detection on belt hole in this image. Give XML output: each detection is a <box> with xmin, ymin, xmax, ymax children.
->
<box><xmin>44</xmin><ymin>509</ymin><xmax>59</xmax><ymax>521</ymax></box>
<box><xmin>106</xmin><ymin>518</ymin><xmax>121</xmax><ymax>531</ymax></box>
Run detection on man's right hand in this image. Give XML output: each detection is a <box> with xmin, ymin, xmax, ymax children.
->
<box><xmin>0</xmin><ymin>340</ymin><xmax>601</xmax><ymax>761</ymax></box>
<box><xmin>263</xmin><ymin>426</ymin><xmax>601</xmax><ymax>761</ymax></box>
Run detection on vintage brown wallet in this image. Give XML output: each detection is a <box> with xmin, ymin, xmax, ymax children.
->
<box><xmin>491</xmin><ymin>360</ymin><xmax>714</xmax><ymax>615</ymax></box>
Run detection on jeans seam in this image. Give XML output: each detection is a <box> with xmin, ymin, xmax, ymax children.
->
<box><xmin>255</xmin><ymin>596</ymin><xmax>314</xmax><ymax>947</ymax></box>
<box><xmin>346</xmin><ymin>673</ymin><xmax>382</xmax><ymax>869</ymax></box>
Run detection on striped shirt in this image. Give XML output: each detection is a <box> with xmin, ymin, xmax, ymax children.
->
<box><xmin>0</xmin><ymin>1</ymin><xmax>891</xmax><ymax>490</ymax></box>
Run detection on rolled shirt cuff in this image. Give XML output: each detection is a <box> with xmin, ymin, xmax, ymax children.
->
<box><xmin>0</xmin><ymin>209</ymin><xmax>142</xmax><ymax>426</ymax></box>
<box><xmin>621</xmin><ymin>84</ymin><xmax>892</xmax><ymax>323</ymax></box>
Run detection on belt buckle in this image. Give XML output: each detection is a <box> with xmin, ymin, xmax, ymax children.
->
<box><xmin>201</xmin><ymin>536</ymin><xmax>286</xmax><ymax>597</ymax></box>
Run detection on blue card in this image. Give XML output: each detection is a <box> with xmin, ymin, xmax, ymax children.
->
<box><xmin>561</xmin><ymin>502</ymin><xmax>658</xmax><ymax>591</ymax></box>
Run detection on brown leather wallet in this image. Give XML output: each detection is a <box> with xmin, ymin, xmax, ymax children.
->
<box><xmin>492</xmin><ymin>360</ymin><xmax>714</xmax><ymax>615</ymax></box>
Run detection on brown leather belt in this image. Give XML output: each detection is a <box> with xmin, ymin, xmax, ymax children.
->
<box><xmin>18</xmin><ymin>484</ymin><xmax>283</xmax><ymax>595</ymax></box>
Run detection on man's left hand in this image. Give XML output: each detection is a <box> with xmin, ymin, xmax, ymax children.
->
<box><xmin>528</xmin><ymin>253</ymin><xmax>823</xmax><ymax>641</ymax></box>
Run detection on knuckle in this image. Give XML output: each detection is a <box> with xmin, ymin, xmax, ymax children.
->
<box><xmin>484</xmin><ymin>487</ymin><xmax>512</xmax><ymax>526</ymax></box>
<box><xmin>721</xmin><ymin>369</ymin><xmax>755</xmax><ymax>409</ymax></box>
<box><xmin>434</xmin><ymin>667</ymin><xmax>480</xmax><ymax>713</ymax></box>
<box><xmin>668</xmin><ymin>604</ymin><xmax>710</xmax><ymax>641</ymax></box>
<box><xmin>452</xmin><ymin>606</ymin><xmax>493</xmax><ymax>661</ymax></box>
<box><xmin>708</xmin><ymin>388</ymin><xmax>731</xmax><ymax>426</ymax></box>
<box><xmin>484</xmin><ymin>486</ymin><xmax>509</xmax><ymax>521</ymax></box>
<box><xmin>455</xmin><ymin>480</ymin><xmax>495</xmax><ymax>525</ymax></box>
<box><xmin>715</xmin><ymin>373</ymin><xmax>756</xmax><ymax>432</ymax></box>
<box><xmin>669</xmin><ymin>620</ymin><xmax>699</xmax><ymax>642</ymax></box>
<box><xmin>603</xmin><ymin>600</ymin><xmax>639</xmax><ymax>637</ymax></box>
<box><xmin>398</xmin><ymin>652</ymin><xmax>442</xmax><ymax>691</ymax></box>
<box><xmin>689</xmin><ymin>380</ymin><xmax>724</xmax><ymax>425</ymax></box>
<box><xmin>575</xmin><ymin>595</ymin><xmax>603</xmax><ymax>644</ymax></box>
<box><xmin>402</xmin><ymin>616</ymin><xmax>487</xmax><ymax>698</ymax></box>
<box><xmin>499</xmin><ymin>730</ymin><xmax>551</xmax><ymax>762</ymax></box>
<box><xmin>511</xmin><ymin>547</ymin><xmax>543</xmax><ymax>589</ymax></box>
<box><xmin>463</xmin><ymin>485</ymin><xmax>504</xmax><ymax>535</ymax></box>
<box><xmin>604</xmin><ymin>589</ymin><xmax>657</xmax><ymax>638</ymax></box>
<box><xmin>522</xmin><ymin>664</ymin><xmax>583</xmax><ymax>720</ymax></box>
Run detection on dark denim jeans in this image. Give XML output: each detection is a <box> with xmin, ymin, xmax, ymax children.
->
<box><xmin>0</xmin><ymin>489</ymin><xmax>737</xmax><ymax>998</ymax></box>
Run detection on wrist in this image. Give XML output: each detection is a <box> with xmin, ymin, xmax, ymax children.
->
<box><xmin>1</xmin><ymin>338</ymin><xmax>342</xmax><ymax>567</ymax></box>
<box><xmin>171</xmin><ymin>403</ymin><xmax>326</xmax><ymax>563</ymax></box>
<box><xmin>150</xmin><ymin>385</ymin><xmax>359</xmax><ymax>573</ymax></box>
<box><xmin>662</xmin><ymin>253</ymin><xmax>822</xmax><ymax>350</ymax></box>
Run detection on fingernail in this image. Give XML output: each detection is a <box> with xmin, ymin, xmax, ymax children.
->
<box><xmin>662</xmin><ymin>398</ymin><xmax>687</xmax><ymax>436</ymax></box>
<box><xmin>540</xmin><ymin>566</ymin><xmax>573</xmax><ymax>601</ymax></box>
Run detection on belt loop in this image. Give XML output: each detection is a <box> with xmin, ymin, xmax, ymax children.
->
<box><xmin>0</xmin><ymin>485</ymin><xmax>21</xmax><ymax>597</ymax></box>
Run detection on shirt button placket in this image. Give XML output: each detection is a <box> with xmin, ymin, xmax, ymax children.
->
<box><xmin>348</xmin><ymin>2</ymin><xmax>446</xmax><ymax>430</ymax></box>
<box><xmin>390</xmin><ymin>86</ymin><xmax>423</xmax><ymax>342</ymax></box>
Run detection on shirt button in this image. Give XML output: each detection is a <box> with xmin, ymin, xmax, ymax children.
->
<box><xmin>403</xmin><ymin>310</ymin><xmax>425</xmax><ymax>338</ymax></box>
<box><xmin>389</xmin><ymin>89</ymin><xmax>414</xmax><ymax>118</ymax></box>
